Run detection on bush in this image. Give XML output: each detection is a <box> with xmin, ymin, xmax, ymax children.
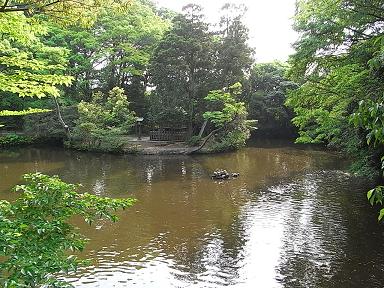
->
<box><xmin>209</xmin><ymin>129</ymin><xmax>250</xmax><ymax>152</ymax></box>
<box><xmin>70</xmin><ymin>87</ymin><xmax>136</xmax><ymax>152</ymax></box>
<box><xmin>67</xmin><ymin>133</ymin><xmax>126</xmax><ymax>153</ymax></box>
<box><xmin>202</xmin><ymin>83</ymin><xmax>254</xmax><ymax>152</ymax></box>
<box><xmin>0</xmin><ymin>173</ymin><xmax>135</xmax><ymax>287</ymax></box>
<box><xmin>0</xmin><ymin>133</ymin><xmax>34</xmax><ymax>147</ymax></box>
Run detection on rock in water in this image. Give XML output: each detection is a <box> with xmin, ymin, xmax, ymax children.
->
<box><xmin>211</xmin><ymin>170</ymin><xmax>239</xmax><ymax>180</ymax></box>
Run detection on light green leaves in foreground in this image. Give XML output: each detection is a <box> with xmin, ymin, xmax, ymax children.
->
<box><xmin>0</xmin><ymin>108</ymin><xmax>51</xmax><ymax>116</ymax></box>
<box><xmin>354</xmin><ymin>98</ymin><xmax>384</xmax><ymax>221</ymax></box>
<box><xmin>0</xmin><ymin>0</ymin><xmax>133</xmax><ymax>27</ymax></box>
<box><xmin>0</xmin><ymin>172</ymin><xmax>136</xmax><ymax>287</ymax></box>
<box><xmin>0</xmin><ymin>13</ymin><xmax>73</xmax><ymax>99</ymax></box>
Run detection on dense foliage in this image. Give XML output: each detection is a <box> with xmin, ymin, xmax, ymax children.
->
<box><xmin>0</xmin><ymin>12</ymin><xmax>72</xmax><ymax>125</ymax></box>
<box><xmin>149</xmin><ymin>4</ymin><xmax>216</xmax><ymax>132</ymax></box>
<box><xmin>0</xmin><ymin>0</ymin><xmax>133</xmax><ymax>26</ymax></box>
<box><xmin>244</xmin><ymin>62</ymin><xmax>296</xmax><ymax>136</ymax></box>
<box><xmin>71</xmin><ymin>87</ymin><xmax>136</xmax><ymax>151</ymax></box>
<box><xmin>0</xmin><ymin>173</ymin><xmax>135</xmax><ymax>287</ymax></box>
<box><xmin>149</xmin><ymin>4</ymin><xmax>254</xmax><ymax>137</ymax></box>
<box><xmin>24</xmin><ymin>105</ymin><xmax>78</xmax><ymax>140</ymax></box>
<box><xmin>44</xmin><ymin>1</ymin><xmax>169</xmax><ymax>107</ymax></box>
<box><xmin>203</xmin><ymin>83</ymin><xmax>255</xmax><ymax>152</ymax></box>
<box><xmin>286</xmin><ymin>0</ymin><xmax>384</xmax><ymax>218</ymax></box>
<box><xmin>0</xmin><ymin>133</ymin><xmax>34</xmax><ymax>147</ymax></box>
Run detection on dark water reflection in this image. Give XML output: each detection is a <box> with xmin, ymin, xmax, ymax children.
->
<box><xmin>0</xmin><ymin>143</ymin><xmax>383</xmax><ymax>287</ymax></box>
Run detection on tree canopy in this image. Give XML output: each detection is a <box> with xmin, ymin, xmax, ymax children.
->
<box><xmin>149</xmin><ymin>4</ymin><xmax>215</xmax><ymax>131</ymax></box>
<box><xmin>244</xmin><ymin>62</ymin><xmax>296</xmax><ymax>134</ymax></box>
<box><xmin>149</xmin><ymin>3</ymin><xmax>253</xmax><ymax>135</ymax></box>
<box><xmin>286</xmin><ymin>0</ymin><xmax>384</xmax><ymax>219</ymax></box>
<box><xmin>0</xmin><ymin>12</ymin><xmax>73</xmax><ymax>126</ymax></box>
<box><xmin>0</xmin><ymin>0</ymin><xmax>132</xmax><ymax>25</ymax></box>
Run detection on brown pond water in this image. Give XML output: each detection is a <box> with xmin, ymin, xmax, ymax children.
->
<box><xmin>1</xmin><ymin>142</ymin><xmax>384</xmax><ymax>288</ymax></box>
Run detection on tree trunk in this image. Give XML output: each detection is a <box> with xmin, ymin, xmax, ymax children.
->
<box><xmin>198</xmin><ymin>119</ymin><xmax>208</xmax><ymax>138</ymax></box>
<box><xmin>186</xmin><ymin>126</ymin><xmax>222</xmax><ymax>154</ymax></box>
<box><xmin>187</xmin><ymin>114</ymin><xmax>238</xmax><ymax>154</ymax></box>
<box><xmin>53</xmin><ymin>97</ymin><xmax>71</xmax><ymax>139</ymax></box>
<box><xmin>188</xmin><ymin>101</ymin><xmax>194</xmax><ymax>138</ymax></box>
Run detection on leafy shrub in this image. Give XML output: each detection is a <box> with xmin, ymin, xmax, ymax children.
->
<box><xmin>77</xmin><ymin>87</ymin><xmax>136</xmax><ymax>133</ymax></box>
<box><xmin>0</xmin><ymin>134</ymin><xmax>34</xmax><ymax>147</ymax></box>
<box><xmin>70</xmin><ymin>87</ymin><xmax>136</xmax><ymax>152</ymax></box>
<box><xmin>0</xmin><ymin>173</ymin><xmax>135</xmax><ymax>287</ymax></box>
<box><xmin>209</xmin><ymin>129</ymin><xmax>250</xmax><ymax>152</ymax></box>
<box><xmin>203</xmin><ymin>83</ymin><xmax>255</xmax><ymax>152</ymax></box>
<box><xmin>68</xmin><ymin>133</ymin><xmax>126</xmax><ymax>153</ymax></box>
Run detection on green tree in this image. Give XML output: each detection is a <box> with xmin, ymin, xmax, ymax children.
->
<box><xmin>287</xmin><ymin>0</ymin><xmax>384</xmax><ymax>151</ymax></box>
<box><xmin>72</xmin><ymin>87</ymin><xmax>136</xmax><ymax>150</ymax></box>
<box><xmin>0</xmin><ymin>172</ymin><xmax>135</xmax><ymax>287</ymax></box>
<box><xmin>43</xmin><ymin>23</ymin><xmax>98</xmax><ymax>101</ymax></box>
<box><xmin>96</xmin><ymin>2</ymin><xmax>169</xmax><ymax>90</ymax></box>
<box><xmin>95</xmin><ymin>1</ymin><xmax>169</xmax><ymax>115</ymax></box>
<box><xmin>149</xmin><ymin>4</ymin><xmax>216</xmax><ymax>134</ymax></box>
<box><xmin>286</xmin><ymin>0</ymin><xmax>384</xmax><ymax>219</ymax></box>
<box><xmin>43</xmin><ymin>0</ymin><xmax>169</xmax><ymax>115</ymax></box>
<box><xmin>199</xmin><ymin>82</ymin><xmax>255</xmax><ymax>152</ymax></box>
<box><xmin>216</xmin><ymin>3</ymin><xmax>254</xmax><ymax>88</ymax></box>
<box><xmin>244</xmin><ymin>62</ymin><xmax>296</xmax><ymax>134</ymax></box>
<box><xmin>0</xmin><ymin>0</ymin><xmax>132</xmax><ymax>26</ymax></box>
<box><xmin>0</xmin><ymin>12</ymin><xmax>72</xmax><ymax>123</ymax></box>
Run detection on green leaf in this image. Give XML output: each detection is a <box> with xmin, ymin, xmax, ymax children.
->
<box><xmin>367</xmin><ymin>189</ymin><xmax>374</xmax><ymax>201</ymax></box>
<box><xmin>378</xmin><ymin>208</ymin><xmax>384</xmax><ymax>221</ymax></box>
<box><xmin>0</xmin><ymin>172</ymin><xmax>135</xmax><ymax>286</ymax></box>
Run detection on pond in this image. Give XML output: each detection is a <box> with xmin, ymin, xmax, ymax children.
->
<box><xmin>1</xmin><ymin>141</ymin><xmax>383</xmax><ymax>287</ymax></box>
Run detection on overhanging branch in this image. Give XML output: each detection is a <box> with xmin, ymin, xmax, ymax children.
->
<box><xmin>0</xmin><ymin>0</ymin><xmax>61</xmax><ymax>13</ymax></box>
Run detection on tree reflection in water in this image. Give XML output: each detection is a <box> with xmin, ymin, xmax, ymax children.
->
<box><xmin>0</xmin><ymin>144</ymin><xmax>382</xmax><ymax>287</ymax></box>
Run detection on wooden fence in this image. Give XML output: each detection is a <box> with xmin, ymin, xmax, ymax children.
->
<box><xmin>149</xmin><ymin>127</ymin><xmax>188</xmax><ymax>142</ymax></box>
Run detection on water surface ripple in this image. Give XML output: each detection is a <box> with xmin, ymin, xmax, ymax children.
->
<box><xmin>0</xmin><ymin>143</ymin><xmax>383</xmax><ymax>287</ymax></box>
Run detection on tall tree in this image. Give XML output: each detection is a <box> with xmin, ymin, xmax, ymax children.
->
<box><xmin>150</xmin><ymin>4</ymin><xmax>216</xmax><ymax>133</ymax></box>
<box><xmin>95</xmin><ymin>1</ymin><xmax>169</xmax><ymax>108</ymax></box>
<box><xmin>216</xmin><ymin>3</ymin><xmax>254</xmax><ymax>88</ymax></box>
<box><xmin>43</xmin><ymin>23</ymin><xmax>98</xmax><ymax>101</ymax></box>
<box><xmin>198</xmin><ymin>82</ymin><xmax>254</xmax><ymax>152</ymax></box>
<box><xmin>43</xmin><ymin>0</ymin><xmax>169</xmax><ymax>114</ymax></box>
<box><xmin>287</xmin><ymin>0</ymin><xmax>384</xmax><ymax>147</ymax></box>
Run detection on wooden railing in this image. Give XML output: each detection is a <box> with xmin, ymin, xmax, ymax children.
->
<box><xmin>149</xmin><ymin>127</ymin><xmax>187</xmax><ymax>142</ymax></box>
